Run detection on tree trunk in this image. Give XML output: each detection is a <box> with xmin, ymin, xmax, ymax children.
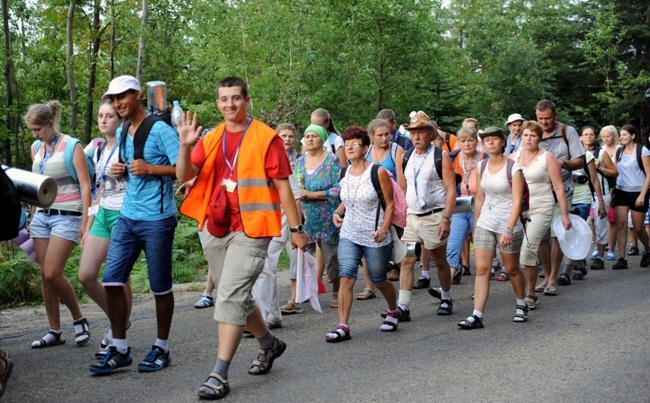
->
<box><xmin>66</xmin><ymin>0</ymin><xmax>78</xmax><ymax>136</ymax></box>
<box><xmin>84</xmin><ymin>0</ymin><xmax>101</xmax><ymax>144</ymax></box>
<box><xmin>110</xmin><ymin>0</ymin><xmax>116</xmax><ymax>79</ymax></box>
<box><xmin>136</xmin><ymin>0</ymin><xmax>147</xmax><ymax>83</ymax></box>
<box><xmin>3</xmin><ymin>0</ymin><xmax>20</xmax><ymax>165</ymax></box>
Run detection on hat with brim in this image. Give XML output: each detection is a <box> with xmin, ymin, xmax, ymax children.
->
<box><xmin>403</xmin><ymin>111</ymin><xmax>436</xmax><ymax>131</ymax></box>
<box><xmin>505</xmin><ymin>113</ymin><xmax>524</xmax><ymax>127</ymax></box>
<box><xmin>102</xmin><ymin>75</ymin><xmax>141</xmax><ymax>101</ymax></box>
<box><xmin>481</xmin><ymin>127</ymin><xmax>506</xmax><ymax>141</ymax></box>
<box><xmin>553</xmin><ymin>215</ymin><xmax>593</xmax><ymax>260</ymax></box>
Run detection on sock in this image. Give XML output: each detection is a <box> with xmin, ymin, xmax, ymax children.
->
<box><xmin>258</xmin><ymin>331</ymin><xmax>276</xmax><ymax>350</ymax></box>
<box><xmin>398</xmin><ymin>290</ymin><xmax>412</xmax><ymax>308</ymax></box>
<box><xmin>596</xmin><ymin>256</ymin><xmax>603</xmax><ymax>261</ymax></box>
<box><xmin>516</xmin><ymin>298</ymin><xmax>526</xmax><ymax>307</ymax></box>
<box><xmin>213</xmin><ymin>358</ymin><xmax>231</xmax><ymax>380</ymax></box>
<box><xmin>113</xmin><ymin>338</ymin><xmax>128</xmax><ymax>354</ymax></box>
<box><xmin>466</xmin><ymin>310</ymin><xmax>483</xmax><ymax>323</ymax></box>
<box><xmin>441</xmin><ymin>290</ymin><xmax>452</xmax><ymax>301</ymax></box>
<box><xmin>421</xmin><ymin>271</ymin><xmax>430</xmax><ymax>279</ymax></box>
<box><xmin>41</xmin><ymin>329</ymin><xmax>61</xmax><ymax>344</ymax></box>
<box><xmin>380</xmin><ymin>312</ymin><xmax>398</xmax><ymax>331</ymax></box>
<box><xmin>154</xmin><ymin>338</ymin><xmax>169</xmax><ymax>352</ymax></box>
<box><xmin>73</xmin><ymin>317</ymin><xmax>86</xmax><ymax>335</ymax></box>
<box><xmin>106</xmin><ymin>328</ymin><xmax>113</xmax><ymax>342</ymax></box>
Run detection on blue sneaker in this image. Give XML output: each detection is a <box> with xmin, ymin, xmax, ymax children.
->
<box><xmin>606</xmin><ymin>251</ymin><xmax>615</xmax><ymax>261</ymax></box>
<box><xmin>590</xmin><ymin>248</ymin><xmax>598</xmax><ymax>260</ymax></box>
<box><xmin>89</xmin><ymin>346</ymin><xmax>132</xmax><ymax>374</ymax></box>
<box><xmin>137</xmin><ymin>346</ymin><xmax>171</xmax><ymax>372</ymax></box>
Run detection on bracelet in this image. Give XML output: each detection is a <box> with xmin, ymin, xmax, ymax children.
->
<box><xmin>504</xmin><ymin>229</ymin><xmax>514</xmax><ymax>236</ymax></box>
<box><xmin>334</xmin><ymin>211</ymin><xmax>344</xmax><ymax>218</ymax></box>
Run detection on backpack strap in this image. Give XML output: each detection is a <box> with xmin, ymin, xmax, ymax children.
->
<box><xmin>63</xmin><ymin>137</ymin><xmax>81</xmax><ymax>183</ymax></box>
<box><xmin>402</xmin><ymin>148</ymin><xmax>414</xmax><ymax>173</ymax></box>
<box><xmin>559</xmin><ymin>123</ymin><xmax>571</xmax><ymax>160</ymax></box>
<box><xmin>369</xmin><ymin>164</ymin><xmax>384</xmax><ymax>231</ymax></box>
<box><xmin>479</xmin><ymin>158</ymin><xmax>488</xmax><ymax>178</ymax></box>
<box><xmin>582</xmin><ymin>154</ymin><xmax>596</xmax><ymax>200</ymax></box>
<box><xmin>615</xmin><ymin>147</ymin><xmax>623</xmax><ymax>165</ymax></box>
<box><xmin>434</xmin><ymin>146</ymin><xmax>443</xmax><ymax>180</ymax></box>
<box><xmin>637</xmin><ymin>143</ymin><xmax>645</xmax><ymax>174</ymax></box>
<box><xmin>390</xmin><ymin>142</ymin><xmax>398</xmax><ymax>164</ymax></box>
<box><xmin>505</xmin><ymin>158</ymin><xmax>514</xmax><ymax>186</ymax></box>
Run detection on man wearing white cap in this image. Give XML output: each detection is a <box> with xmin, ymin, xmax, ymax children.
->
<box><xmin>89</xmin><ymin>75</ymin><xmax>180</xmax><ymax>374</ymax></box>
<box><xmin>504</xmin><ymin>113</ymin><xmax>525</xmax><ymax>157</ymax></box>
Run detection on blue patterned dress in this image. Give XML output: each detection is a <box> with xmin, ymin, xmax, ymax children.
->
<box><xmin>295</xmin><ymin>153</ymin><xmax>341</xmax><ymax>244</ymax></box>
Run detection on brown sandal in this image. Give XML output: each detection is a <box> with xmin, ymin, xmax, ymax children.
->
<box><xmin>356</xmin><ymin>288</ymin><xmax>376</xmax><ymax>300</ymax></box>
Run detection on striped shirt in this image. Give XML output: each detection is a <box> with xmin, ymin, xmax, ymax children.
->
<box><xmin>31</xmin><ymin>134</ymin><xmax>82</xmax><ymax>212</ymax></box>
<box><xmin>118</xmin><ymin>120</ymin><xmax>180</xmax><ymax>221</ymax></box>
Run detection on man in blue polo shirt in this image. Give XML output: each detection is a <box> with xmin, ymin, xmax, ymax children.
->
<box><xmin>90</xmin><ymin>75</ymin><xmax>180</xmax><ymax>375</ymax></box>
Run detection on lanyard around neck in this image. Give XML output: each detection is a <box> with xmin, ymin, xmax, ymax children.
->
<box><xmin>38</xmin><ymin>133</ymin><xmax>59</xmax><ymax>175</ymax></box>
<box><xmin>96</xmin><ymin>145</ymin><xmax>118</xmax><ymax>186</ymax></box>
<box><xmin>413</xmin><ymin>145</ymin><xmax>434</xmax><ymax>199</ymax></box>
<box><xmin>223</xmin><ymin>117</ymin><xmax>252</xmax><ymax>179</ymax></box>
<box><xmin>461</xmin><ymin>152</ymin><xmax>479</xmax><ymax>196</ymax></box>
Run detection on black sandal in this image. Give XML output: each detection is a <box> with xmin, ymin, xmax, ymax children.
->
<box><xmin>31</xmin><ymin>330</ymin><xmax>66</xmax><ymax>348</ymax></box>
<box><xmin>513</xmin><ymin>305</ymin><xmax>529</xmax><ymax>322</ymax></box>
<box><xmin>73</xmin><ymin>318</ymin><xmax>91</xmax><ymax>347</ymax></box>
<box><xmin>197</xmin><ymin>372</ymin><xmax>230</xmax><ymax>400</ymax></box>
<box><xmin>325</xmin><ymin>326</ymin><xmax>351</xmax><ymax>343</ymax></box>
<box><xmin>458</xmin><ymin>314</ymin><xmax>484</xmax><ymax>330</ymax></box>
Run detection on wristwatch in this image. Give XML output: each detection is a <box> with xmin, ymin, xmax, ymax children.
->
<box><xmin>442</xmin><ymin>215</ymin><xmax>452</xmax><ymax>223</ymax></box>
<box><xmin>290</xmin><ymin>225</ymin><xmax>305</xmax><ymax>233</ymax></box>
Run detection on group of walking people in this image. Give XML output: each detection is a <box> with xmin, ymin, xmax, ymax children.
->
<box><xmin>19</xmin><ymin>73</ymin><xmax>649</xmax><ymax>401</ymax></box>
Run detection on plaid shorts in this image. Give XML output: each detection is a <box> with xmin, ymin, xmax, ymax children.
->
<box><xmin>473</xmin><ymin>226</ymin><xmax>523</xmax><ymax>254</ymax></box>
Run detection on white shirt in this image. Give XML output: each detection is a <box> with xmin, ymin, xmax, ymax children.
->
<box><xmin>616</xmin><ymin>146</ymin><xmax>650</xmax><ymax>192</ymax></box>
<box><xmin>404</xmin><ymin>146</ymin><xmax>447</xmax><ymax>214</ymax></box>
<box><xmin>95</xmin><ymin>144</ymin><xmax>127</xmax><ymax>210</ymax></box>
<box><xmin>476</xmin><ymin>160</ymin><xmax>524</xmax><ymax>233</ymax></box>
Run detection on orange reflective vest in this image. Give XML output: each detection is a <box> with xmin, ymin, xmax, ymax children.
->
<box><xmin>180</xmin><ymin>119</ymin><xmax>282</xmax><ymax>238</ymax></box>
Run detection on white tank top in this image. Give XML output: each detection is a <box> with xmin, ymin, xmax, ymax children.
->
<box><xmin>340</xmin><ymin>164</ymin><xmax>391</xmax><ymax>248</ymax></box>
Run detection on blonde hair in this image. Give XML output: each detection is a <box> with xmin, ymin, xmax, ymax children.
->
<box><xmin>600</xmin><ymin>125</ymin><xmax>620</xmax><ymax>144</ymax></box>
<box><xmin>462</xmin><ymin>117</ymin><xmax>479</xmax><ymax>130</ymax></box>
<box><xmin>276</xmin><ymin>123</ymin><xmax>296</xmax><ymax>135</ymax></box>
<box><xmin>457</xmin><ymin>126</ymin><xmax>477</xmax><ymax>140</ymax></box>
<box><xmin>311</xmin><ymin>108</ymin><xmax>339</xmax><ymax>135</ymax></box>
<box><xmin>522</xmin><ymin>120</ymin><xmax>543</xmax><ymax>138</ymax></box>
<box><xmin>367</xmin><ymin>118</ymin><xmax>390</xmax><ymax>143</ymax></box>
<box><xmin>24</xmin><ymin>100</ymin><xmax>63</xmax><ymax>132</ymax></box>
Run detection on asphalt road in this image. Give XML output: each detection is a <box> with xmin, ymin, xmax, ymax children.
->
<box><xmin>1</xmin><ymin>256</ymin><xmax>649</xmax><ymax>402</ymax></box>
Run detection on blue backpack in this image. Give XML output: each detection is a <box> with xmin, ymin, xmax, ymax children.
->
<box><xmin>32</xmin><ymin>136</ymin><xmax>96</xmax><ymax>193</ymax></box>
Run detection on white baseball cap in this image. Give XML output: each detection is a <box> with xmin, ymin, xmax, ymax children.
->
<box><xmin>102</xmin><ymin>75</ymin><xmax>141</xmax><ymax>101</ymax></box>
<box><xmin>505</xmin><ymin>113</ymin><xmax>524</xmax><ymax>127</ymax></box>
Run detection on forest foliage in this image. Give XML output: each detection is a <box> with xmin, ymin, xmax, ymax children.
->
<box><xmin>1</xmin><ymin>0</ymin><xmax>649</xmax><ymax>167</ymax></box>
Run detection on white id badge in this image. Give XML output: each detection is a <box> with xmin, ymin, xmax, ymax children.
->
<box><xmin>88</xmin><ymin>204</ymin><xmax>99</xmax><ymax>216</ymax></box>
<box><xmin>222</xmin><ymin>178</ymin><xmax>237</xmax><ymax>193</ymax></box>
<box><xmin>417</xmin><ymin>199</ymin><xmax>426</xmax><ymax>209</ymax></box>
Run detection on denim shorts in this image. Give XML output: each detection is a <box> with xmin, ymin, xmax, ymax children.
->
<box><xmin>30</xmin><ymin>212</ymin><xmax>82</xmax><ymax>244</ymax></box>
<box><xmin>103</xmin><ymin>214</ymin><xmax>178</xmax><ymax>294</ymax></box>
<box><xmin>88</xmin><ymin>207</ymin><xmax>120</xmax><ymax>239</ymax></box>
<box><xmin>338</xmin><ymin>238</ymin><xmax>393</xmax><ymax>284</ymax></box>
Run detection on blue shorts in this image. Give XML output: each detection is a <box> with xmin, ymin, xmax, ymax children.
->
<box><xmin>572</xmin><ymin>203</ymin><xmax>591</xmax><ymax>221</ymax></box>
<box><xmin>338</xmin><ymin>238</ymin><xmax>392</xmax><ymax>284</ymax></box>
<box><xmin>30</xmin><ymin>212</ymin><xmax>82</xmax><ymax>244</ymax></box>
<box><xmin>103</xmin><ymin>214</ymin><xmax>177</xmax><ymax>294</ymax></box>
